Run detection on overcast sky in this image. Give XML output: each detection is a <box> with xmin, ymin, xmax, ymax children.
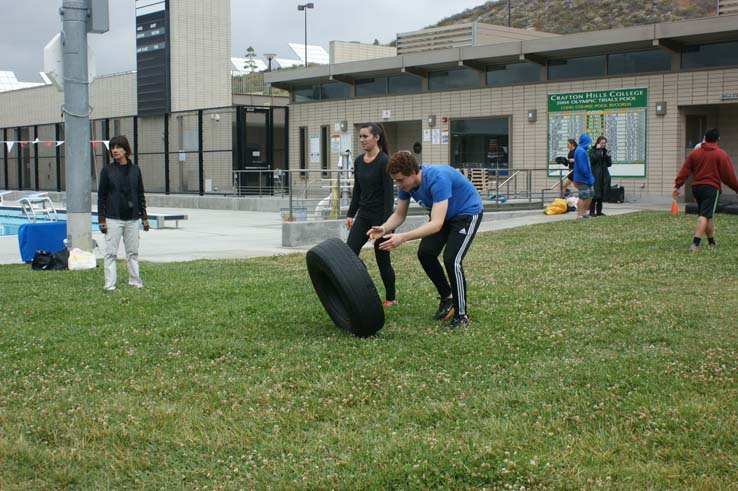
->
<box><xmin>1</xmin><ymin>0</ymin><xmax>488</xmax><ymax>82</ymax></box>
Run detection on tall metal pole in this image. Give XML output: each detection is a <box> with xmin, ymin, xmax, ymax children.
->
<box><xmin>61</xmin><ymin>0</ymin><xmax>92</xmax><ymax>251</ymax></box>
<box><xmin>304</xmin><ymin>9</ymin><xmax>308</xmax><ymax>66</ymax></box>
<box><xmin>508</xmin><ymin>0</ymin><xmax>511</xmax><ymax>27</ymax></box>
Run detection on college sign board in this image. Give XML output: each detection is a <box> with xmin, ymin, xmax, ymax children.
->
<box><xmin>547</xmin><ymin>88</ymin><xmax>647</xmax><ymax>178</ymax></box>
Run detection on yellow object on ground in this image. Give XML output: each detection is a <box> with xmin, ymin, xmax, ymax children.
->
<box><xmin>544</xmin><ymin>198</ymin><xmax>568</xmax><ymax>215</ymax></box>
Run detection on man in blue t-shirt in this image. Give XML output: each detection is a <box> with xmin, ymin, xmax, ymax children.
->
<box><xmin>369</xmin><ymin>152</ymin><xmax>483</xmax><ymax>330</ymax></box>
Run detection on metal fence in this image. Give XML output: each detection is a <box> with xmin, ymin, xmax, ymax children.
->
<box><xmin>268</xmin><ymin>165</ymin><xmax>568</xmax><ymax>222</ymax></box>
<box><xmin>1</xmin><ymin>104</ymin><xmax>288</xmax><ymax>196</ymax></box>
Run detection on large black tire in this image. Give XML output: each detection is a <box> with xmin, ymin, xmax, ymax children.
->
<box><xmin>306</xmin><ymin>238</ymin><xmax>385</xmax><ymax>337</ymax></box>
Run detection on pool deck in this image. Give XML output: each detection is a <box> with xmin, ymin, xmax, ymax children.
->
<box><xmin>0</xmin><ymin>201</ymin><xmax>668</xmax><ymax>265</ymax></box>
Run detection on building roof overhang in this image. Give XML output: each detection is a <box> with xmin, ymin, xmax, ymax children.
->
<box><xmin>265</xmin><ymin>16</ymin><xmax>738</xmax><ymax>90</ymax></box>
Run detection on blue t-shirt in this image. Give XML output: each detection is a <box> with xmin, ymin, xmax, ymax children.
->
<box><xmin>397</xmin><ymin>165</ymin><xmax>483</xmax><ymax>218</ymax></box>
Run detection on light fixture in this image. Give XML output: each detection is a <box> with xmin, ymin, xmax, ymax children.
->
<box><xmin>297</xmin><ymin>3</ymin><xmax>314</xmax><ymax>67</ymax></box>
<box><xmin>655</xmin><ymin>101</ymin><xmax>667</xmax><ymax>115</ymax></box>
<box><xmin>427</xmin><ymin>115</ymin><xmax>436</xmax><ymax>127</ymax></box>
<box><xmin>527</xmin><ymin>109</ymin><xmax>537</xmax><ymax>123</ymax></box>
<box><xmin>264</xmin><ymin>53</ymin><xmax>276</xmax><ymax>72</ymax></box>
<box><xmin>340</xmin><ymin>120</ymin><xmax>348</xmax><ymax>132</ymax></box>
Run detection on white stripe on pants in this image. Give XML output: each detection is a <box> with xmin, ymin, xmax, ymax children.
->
<box><xmin>104</xmin><ymin>218</ymin><xmax>142</xmax><ymax>289</ymax></box>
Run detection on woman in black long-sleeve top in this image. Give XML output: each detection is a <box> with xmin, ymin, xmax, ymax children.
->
<box><xmin>589</xmin><ymin>136</ymin><xmax>612</xmax><ymax>216</ymax></box>
<box><xmin>97</xmin><ymin>135</ymin><xmax>149</xmax><ymax>290</ymax></box>
<box><xmin>345</xmin><ymin>123</ymin><xmax>397</xmax><ymax>306</ymax></box>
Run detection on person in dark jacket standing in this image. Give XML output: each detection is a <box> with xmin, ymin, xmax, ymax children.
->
<box><xmin>345</xmin><ymin>123</ymin><xmax>397</xmax><ymax>306</ymax></box>
<box><xmin>97</xmin><ymin>135</ymin><xmax>149</xmax><ymax>290</ymax></box>
<box><xmin>673</xmin><ymin>128</ymin><xmax>738</xmax><ymax>252</ymax></box>
<box><xmin>588</xmin><ymin>136</ymin><xmax>612</xmax><ymax>216</ymax></box>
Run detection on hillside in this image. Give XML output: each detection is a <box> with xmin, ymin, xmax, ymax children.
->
<box><xmin>432</xmin><ymin>0</ymin><xmax>716</xmax><ymax>34</ymax></box>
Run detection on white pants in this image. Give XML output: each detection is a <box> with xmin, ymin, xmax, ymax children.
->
<box><xmin>104</xmin><ymin>218</ymin><xmax>142</xmax><ymax>289</ymax></box>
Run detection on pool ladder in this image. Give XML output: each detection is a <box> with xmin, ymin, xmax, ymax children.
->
<box><xmin>18</xmin><ymin>192</ymin><xmax>59</xmax><ymax>222</ymax></box>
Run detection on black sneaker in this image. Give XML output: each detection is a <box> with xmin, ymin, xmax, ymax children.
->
<box><xmin>448</xmin><ymin>315</ymin><xmax>470</xmax><ymax>330</ymax></box>
<box><xmin>433</xmin><ymin>296</ymin><xmax>455</xmax><ymax>321</ymax></box>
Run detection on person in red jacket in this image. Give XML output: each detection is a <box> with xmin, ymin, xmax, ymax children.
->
<box><xmin>673</xmin><ymin>128</ymin><xmax>738</xmax><ymax>251</ymax></box>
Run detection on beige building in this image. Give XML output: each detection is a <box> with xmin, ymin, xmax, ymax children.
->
<box><xmin>267</xmin><ymin>17</ymin><xmax>738</xmax><ymax>199</ymax></box>
<box><xmin>0</xmin><ymin>0</ymin><xmax>288</xmax><ymax>197</ymax></box>
<box><xmin>3</xmin><ymin>11</ymin><xmax>738</xmax><ymax>204</ymax></box>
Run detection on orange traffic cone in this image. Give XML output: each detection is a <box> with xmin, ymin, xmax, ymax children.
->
<box><xmin>671</xmin><ymin>200</ymin><xmax>679</xmax><ymax>215</ymax></box>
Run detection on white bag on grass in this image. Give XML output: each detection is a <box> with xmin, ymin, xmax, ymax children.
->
<box><xmin>68</xmin><ymin>248</ymin><xmax>97</xmax><ymax>270</ymax></box>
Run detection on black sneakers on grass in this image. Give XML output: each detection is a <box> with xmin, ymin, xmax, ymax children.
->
<box><xmin>433</xmin><ymin>296</ymin><xmax>455</xmax><ymax>321</ymax></box>
<box><xmin>448</xmin><ymin>315</ymin><xmax>470</xmax><ymax>330</ymax></box>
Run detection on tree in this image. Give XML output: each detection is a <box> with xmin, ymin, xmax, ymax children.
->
<box><xmin>244</xmin><ymin>46</ymin><xmax>257</xmax><ymax>73</ymax></box>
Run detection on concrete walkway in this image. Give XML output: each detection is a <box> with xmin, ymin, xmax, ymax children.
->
<box><xmin>0</xmin><ymin>201</ymin><xmax>667</xmax><ymax>265</ymax></box>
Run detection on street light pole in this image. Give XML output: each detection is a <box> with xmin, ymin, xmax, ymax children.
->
<box><xmin>297</xmin><ymin>3</ymin><xmax>314</xmax><ymax>67</ymax></box>
<box><xmin>264</xmin><ymin>53</ymin><xmax>276</xmax><ymax>96</ymax></box>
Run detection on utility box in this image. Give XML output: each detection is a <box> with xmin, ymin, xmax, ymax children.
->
<box><xmin>88</xmin><ymin>0</ymin><xmax>109</xmax><ymax>33</ymax></box>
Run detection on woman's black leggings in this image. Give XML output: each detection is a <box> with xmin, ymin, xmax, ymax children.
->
<box><xmin>346</xmin><ymin>214</ymin><xmax>396</xmax><ymax>301</ymax></box>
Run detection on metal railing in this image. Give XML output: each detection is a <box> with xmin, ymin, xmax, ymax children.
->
<box><xmin>464</xmin><ymin>165</ymin><xmax>573</xmax><ymax>208</ymax></box>
<box><xmin>231</xmin><ymin>168</ymin><xmax>356</xmax><ymax>221</ymax></box>
<box><xmin>232</xmin><ymin>168</ymin><xmax>288</xmax><ymax>197</ymax></box>
<box><xmin>282</xmin><ymin>169</ymin><xmax>355</xmax><ymax>221</ymax></box>
<box><xmin>232</xmin><ymin>165</ymin><xmax>577</xmax><ymax>219</ymax></box>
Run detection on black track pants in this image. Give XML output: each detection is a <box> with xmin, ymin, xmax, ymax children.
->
<box><xmin>416</xmin><ymin>212</ymin><xmax>482</xmax><ymax>317</ymax></box>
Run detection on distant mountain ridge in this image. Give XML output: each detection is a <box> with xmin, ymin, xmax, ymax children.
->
<box><xmin>431</xmin><ymin>0</ymin><xmax>716</xmax><ymax>34</ymax></box>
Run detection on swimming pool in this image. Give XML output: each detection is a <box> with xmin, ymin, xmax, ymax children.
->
<box><xmin>0</xmin><ymin>206</ymin><xmax>101</xmax><ymax>236</ymax></box>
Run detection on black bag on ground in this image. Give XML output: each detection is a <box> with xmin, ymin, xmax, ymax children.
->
<box><xmin>30</xmin><ymin>248</ymin><xmax>69</xmax><ymax>271</ymax></box>
<box><xmin>51</xmin><ymin>248</ymin><xmax>69</xmax><ymax>270</ymax></box>
<box><xmin>606</xmin><ymin>185</ymin><xmax>625</xmax><ymax>203</ymax></box>
<box><xmin>31</xmin><ymin>250</ymin><xmax>55</xmax><ymax>270</ymax></box>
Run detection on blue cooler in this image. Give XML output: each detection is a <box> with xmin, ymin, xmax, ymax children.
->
<box><xmin>18</xmin><ymin>222</ymin><xmax>67</xmax><ymax>263</ymax></box>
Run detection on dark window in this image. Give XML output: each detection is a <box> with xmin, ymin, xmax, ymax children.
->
<box><xmin>388</xmin><ymin>74</ymin><xmax>422</xmax><ymax>94</ymax></box>
<box><xmin>486</xmin><ymin>62</ymin><xmax>540</xmax><ymax>85</ymax></box>
<box><xmin>321</xmin><ymin>125</ymin><xmax>329</xmax><ymax>176</ymax></box>
<box><xmin>299</xmin><ymin>127</ymin><xmax>307</xmax><ymax>176</ymax></box>
<box><xmin>608</xmin><ymin>49</ymin><xmax>671</xmax><ymax>75</ymax></box>
<box><xmin>428</xmin><ymin>67</ymin><xmax>480</xmax><ymax>90</ymax></box>
<box><xmin>355</xmin><ymin>77</ymin><xmax>387</xmax><ymax>97</ymax></box>
<box><xmin>450</xmin><ymin>117</ymin><xmax>509</xmax><ymax>175</ymax></box>
<box><xmin>681</xmin><ymin>40</ymin><xmax>738</xmax><ymax>69</ymax></box>
<box><xmin>547</xmin><ymin>55</ymin><xmax>606</xmax><ymax>80</ymax></box>
<box><xmin>320</xmin><ymin>81</ymin><xmax>351</xmax><ymax>100</ymax></box>
<box><xmin>294</xmin><ymin>85</ymin><xmax>318</xmax><ymax>102</ymax></box>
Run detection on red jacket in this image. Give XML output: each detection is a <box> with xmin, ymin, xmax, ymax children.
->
<box><xmin>674</xmin><ymin>142</ymin><xmax>738</xmax><ymax>192</ymax></box>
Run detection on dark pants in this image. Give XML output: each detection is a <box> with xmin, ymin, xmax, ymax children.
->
<box><xmin>589</xmin><ymin>199</ymin><xmax>603</xmax><ymax>216</ymax></box>
<box><xmin>417</xmin><ymin>212</ymin><xmax>482</xmax><ymax>318</ymax></box>
<box><xmin>346</xmin><ymin>214</ymin><xmax>396</xmax><ymax>301</ymax></box>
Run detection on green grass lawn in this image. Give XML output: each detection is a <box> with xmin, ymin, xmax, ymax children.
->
<box><xmin>1</xmin><ymin>211</ymin><xmax>737</xmax><ymax>490</ymax></box>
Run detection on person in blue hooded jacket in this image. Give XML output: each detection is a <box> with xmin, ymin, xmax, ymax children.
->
<box><xmin>572</xmin><ymin>133</ymin><xmax>595</xmax><ymax>219</ymax></box>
